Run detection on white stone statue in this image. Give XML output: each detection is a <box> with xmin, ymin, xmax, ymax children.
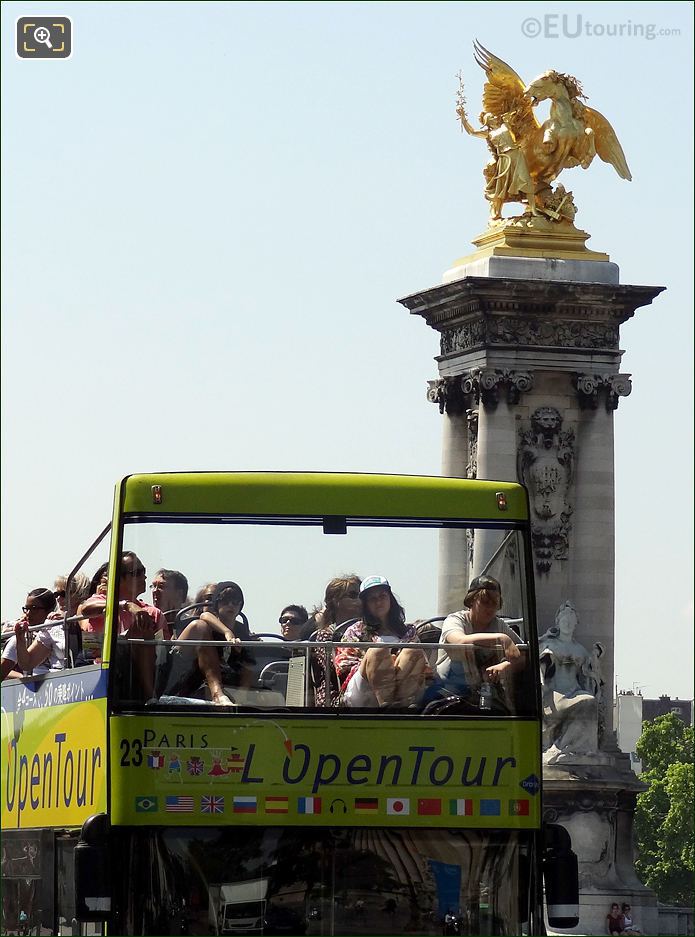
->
<box><xmin>539</xmin><ymin>601</ymin><xmax>603</xmax><ymax>763</ymax></box>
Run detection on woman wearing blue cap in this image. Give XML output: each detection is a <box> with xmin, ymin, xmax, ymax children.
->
<box><xmin>334</xmin><ymin>576</ymin><xmax>426</xmax><ymax>707</ymax></box>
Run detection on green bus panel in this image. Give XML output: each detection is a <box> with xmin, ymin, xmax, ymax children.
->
<box><xmin>2</xmin><ymin>669</ymin><xmax>108</xmax><ymax>831</ymax></box>
<box><xmin>110</xmin><ymin>715</ymin><xmax>541</xmax><ymax>830</ymax></box>
<box><xmin>117</xmin><ymin>472</ymin><xmax>529</xmax><ymax>522</ymax></box>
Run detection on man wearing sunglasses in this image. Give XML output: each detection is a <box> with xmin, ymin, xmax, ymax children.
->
<box><xmin>278</xmin><ymin>605</ymin><xmax>309</xmax><ymax>642</ymax></box>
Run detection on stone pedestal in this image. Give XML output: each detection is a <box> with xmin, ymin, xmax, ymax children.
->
<box><xmin>399</xmin><ymin>253</ymin><xmax>664</xmax><ymax>934</ymax></box>
<box><xmin>543</xmin><ymin>756</ymin><xmax>656</xmax><ymax>937</ymax></box>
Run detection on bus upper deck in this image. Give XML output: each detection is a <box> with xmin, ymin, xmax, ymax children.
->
<box><xmin>2</xmin><ymin>473</ymin><xmax>579</xmax><ymax>936</ymax></box>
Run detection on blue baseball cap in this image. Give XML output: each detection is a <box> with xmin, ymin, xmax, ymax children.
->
<box><xmin>360</xmin><ymin>575</ymin><xmax>390</xmax><ymax>594</ymax></box>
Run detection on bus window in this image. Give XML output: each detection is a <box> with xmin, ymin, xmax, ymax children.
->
<box><xmin>112</xmin><ymin>519</ymin><xmax>535</xmax><ymax>718</ymax></box>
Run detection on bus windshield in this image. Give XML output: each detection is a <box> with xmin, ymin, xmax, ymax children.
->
<box><xmin>113</xmin><ymin>826</ymin><xmax>535</xmax><ymax>936</ymax></box>
<box><xmin>101</xmin><ymin>516</ymin><xmax>537</xmax><ymax>717</ymax></box>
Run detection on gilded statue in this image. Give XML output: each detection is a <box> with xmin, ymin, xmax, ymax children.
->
<box><xmin>457</xmin><ymin>42</ymin><xmax>631</xmax><ymax>224</ymax></box>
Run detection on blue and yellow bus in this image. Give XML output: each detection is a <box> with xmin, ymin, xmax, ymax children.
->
<box><xmin>2</xmin><ymin>472</ymin><xmax>577</xmax><ymax>935</ymax></box>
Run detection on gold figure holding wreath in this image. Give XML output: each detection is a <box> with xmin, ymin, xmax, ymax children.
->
<box><xmin>458</xmin><ymin>42</ymin><xmax>631</xmax><ymax>223</ymax></box>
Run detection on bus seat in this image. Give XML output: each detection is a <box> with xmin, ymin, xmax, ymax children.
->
<box><xmin>258</xmin><ymin>660</ymin><xmax>289</xmax><ymax>694</ymax></box>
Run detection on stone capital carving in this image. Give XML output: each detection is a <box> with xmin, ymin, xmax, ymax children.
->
<box><xmin>427</xmin><ymin>378</ymin><xmax>466</xmax><ymax>416</ymax></box>
<box><xmin>574</xmin><ymin>373</ymin><xmax>632</xmax><ymax>411</ymax></box>
<box><xmin>428</xmin><ymin>369</ymin><xmax>534</xmax><ymax>413</ymax></box>
<box><xmin>518</xmin><ymin>407</ymin><xmax>575</xmax><ymax>574</ymax></box>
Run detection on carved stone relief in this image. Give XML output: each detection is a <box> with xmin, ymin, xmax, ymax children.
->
<box><xmin>440</xmin><ymin>320</ymin><xmax>486</xmax><ymax>354</ymax></box>
<box><xmin>440</xmin><ymin>317</ymin><xmax>619</xmax><ymax>355</ymax></box>
<box><xmin>466</xmin><ymin>409</ymin><xmax>478</xmax><ymax>567</ymax></box>
<box><xmin>465</xmin><ymin>409</ymin><xmax>478</xmax><ymax>480</ymax></box>
<box><xmin>518</xmin><ymin>407</ymin><xmax>575</xmax><ymax>574</ymax></box>
<box><xmin>574</xmin><ymin>373</ymin><xmax>632</xmax><ymax>411</ymax></box>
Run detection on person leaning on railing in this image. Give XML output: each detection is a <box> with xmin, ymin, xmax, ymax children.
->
<box><xmin>167</xmin><ymin>581</ymin><xmax>256</xmax><ymax>706</ymax></box>
<box><xmin>1</xmin><ymin>588</ymin><xmax>63</xmax><ymax>680</ymax></box>
<box><xmin>436</xmin><ymin>575</ymin><xmax>526</xmax><ymax>707</ymax></box>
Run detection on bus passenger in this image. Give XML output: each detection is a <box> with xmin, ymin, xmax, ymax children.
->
<box><xmin>334</xmin><ymin>576</ymin><xmax>426</xmax><ymax>708</ymax></box>
<box><xmin>76</xmin><ymin>563</ymin><xmax>110</xmax><ymax>633</ymax></box>
<box><xmin>77</xmin><ymin>554</ymin><xmax>170</xmax><ymax>639</ymax></box>
<box><xmin>150</xmin><ymin>568</ymin><xmax>189</xmax><ymax>635</ymax></box>
<box><xmin>168</xmin><ymin>581</ymin><xmax>255</xmax><ymax>706</ymax></box>
<box><xmin>305</xmin><ymin>575</ymin><xmax>362</xmax><ymax>637</ymax></box>
<box><xmin>76</xmin><ymin>554</ymin><xmax>170</xmax><ymax>695</ymax></box>
<box><xmin>1</xmin><ymin>588</ymin><xmax>63</xmax><ymax>679</ymax></box>
<box><xmin>49</xmin><ymin>573</ymin><xmax>91</xmax><ymax>621</ymax></box>
<box><xmin>278</xmin><ymin>605</ymin><xmax>309</xmax><ymax>641</ymax></box>
<box><xmin>310</xmin><ymin>574</ymin><xmax>362</xmax><ymax>705</ymax></box>
<box><xmin>436</xmin><ymin>575</ymin><xmax>525</xmax><ymax>708</ymax></box>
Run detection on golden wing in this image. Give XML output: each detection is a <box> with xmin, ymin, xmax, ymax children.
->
<box><xmin>581</xmin><ymin>104</ymin><xmax>632</xmax><ymax>181</ymax></box>
<box><xmin>473</xmin><ymin>40</ymin><xmax>538</xmax><ymax>136</ymax></box>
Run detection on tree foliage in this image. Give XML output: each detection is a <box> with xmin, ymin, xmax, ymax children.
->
<box><xmin>634</xmin><ymin>713</ymin><xmax>694</xmax><ymax>906</ymax></box>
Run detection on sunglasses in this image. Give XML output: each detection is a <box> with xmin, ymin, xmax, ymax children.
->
<box><xmin>123</xmin><ymin>566</ymin><xmax>146</xmax><ymax>577</ymax></box>
<box><xmin>279</xmin><ymin>616</ymin><xmax>301</xmax><ymax>626</ymax></box>
<box><xmin>22</xmin><ymin>605</ymin><xmax>45</xmax><ymax>613</ymax></box>
<box><xmin>54</xmin><ymin>590</ymin><xmax>66</xmax><ymax>599</ymax></box>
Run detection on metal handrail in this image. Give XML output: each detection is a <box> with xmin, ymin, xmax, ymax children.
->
<box><xmin>114</xmin><ymin>638</ymin><xmax>529</xmax><ymax>650</ymax></box>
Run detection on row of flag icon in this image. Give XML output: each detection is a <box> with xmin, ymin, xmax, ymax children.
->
<box><xmin>135</xmin><ymin>795</ymin><xmax>530</xmax><ymax>817</ymax></box>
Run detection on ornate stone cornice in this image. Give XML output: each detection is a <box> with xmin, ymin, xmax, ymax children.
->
<box><xmin>574</xmin><ymin>373</ymin><xmax>632</xmax><ymax>411</ymax></box>
<box><xmin>427</xmin><ymin>369</ymin><xmax>534</xmax><ymax>413</ymax></box>
<box><xmin>399</xmin><ymin>277</ymin><xmax>665</xmax><ymax>333</ymax></box>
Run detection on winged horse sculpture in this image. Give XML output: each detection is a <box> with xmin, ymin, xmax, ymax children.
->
<box><xmin>458</xmin><ymin>42</ymin><xmax>631</xmax><ymax>222</ymax></box>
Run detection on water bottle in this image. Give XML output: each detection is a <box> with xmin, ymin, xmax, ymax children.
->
<box><xmin>479</xmin><ymin>681</ymin><xmax>493</xmax><ymax>711</ymax></box>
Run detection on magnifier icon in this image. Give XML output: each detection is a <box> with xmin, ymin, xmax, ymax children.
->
<box><xmin>33</xmin><ymin>26</ymin><xmax>53</xmax><ymax>49</ymax></box>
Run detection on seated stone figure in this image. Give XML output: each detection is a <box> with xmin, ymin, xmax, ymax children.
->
<box><xmin>539</xmin><ymin>600</ymin><xmax>603</xmax><ymax>762</ymax></box>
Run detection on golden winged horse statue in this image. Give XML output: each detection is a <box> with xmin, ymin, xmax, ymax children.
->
<box><xmin>458</xmin><ymin>42</ymin><xmax>631</xmax><ymax>224</ymax></box>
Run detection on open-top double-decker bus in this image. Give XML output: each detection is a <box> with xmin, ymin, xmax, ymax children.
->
<box><xmin>2</xmin><ymin>472</ymin><xmax>577</xmax><ymax>935</ymax></box>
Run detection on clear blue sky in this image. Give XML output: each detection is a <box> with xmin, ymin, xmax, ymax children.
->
<box><xmin>2</xmin><ymin>1</ymin><xmax>693</xmax><ymax>698</ymax></box>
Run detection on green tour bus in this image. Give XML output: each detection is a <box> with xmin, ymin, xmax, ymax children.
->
<box><xmin>2</xmin><ymin>472</ymin><xmax>578</xmax><ymax>935</ymax></box>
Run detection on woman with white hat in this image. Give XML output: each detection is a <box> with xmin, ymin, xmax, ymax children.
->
<box><xmin>334</xmin><ymin>575</ymin><xmax>426</xmax><ymax>708</ymax></box>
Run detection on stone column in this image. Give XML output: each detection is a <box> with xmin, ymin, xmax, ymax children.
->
<box><xmin>473</xmin><ymin>383</ymin><xmax>529</xmax><ymax>576</ymax></box>
<box><xmin>571</xmin><ymin>377</ymin><xmax>631</xmax><ymax>723</ymax></box>
<box><xmin>435</xmin><ymin>384</ymin><xmax>470</xmax><ymax>614</ymax></box>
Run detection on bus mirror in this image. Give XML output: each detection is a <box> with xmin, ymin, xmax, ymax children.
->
<box><xmin>74</xmin><ymin>813</ymin><xmax>111</xmax><ymax>922</ymax></box>
<box><xmin>542</xmin><ymin>822</ymin><xmax>579</xmax><ymax>928</ymax></box>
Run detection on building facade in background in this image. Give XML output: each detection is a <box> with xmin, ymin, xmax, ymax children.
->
<box><xmin>614</xmin><ymin>692</ymin><xmax>694</xmax><ymax>774</ymax></box>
